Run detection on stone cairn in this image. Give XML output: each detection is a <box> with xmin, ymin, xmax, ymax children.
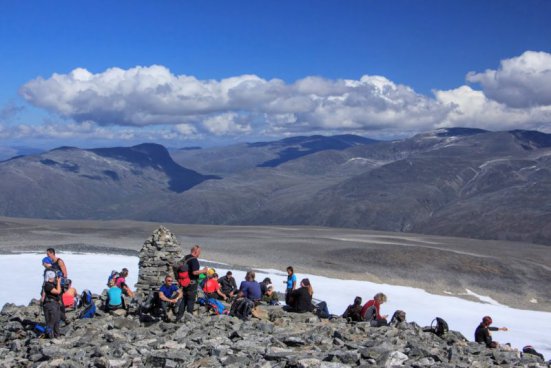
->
<box><xmin>135</xmin><ymin>226</ymin><xmax>184</xmax><ymax>298</ymax></box>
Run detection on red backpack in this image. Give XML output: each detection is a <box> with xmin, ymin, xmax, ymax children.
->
<box><xmin>175</xmin><ymin>257</ymin><xmax>195</xmax><ymax>287</ymax></box>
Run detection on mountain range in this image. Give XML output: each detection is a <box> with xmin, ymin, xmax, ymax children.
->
<box><xmin>1</xmin><ymin>128</ymin><xmax>550</xmax><ymax>244</ymax></box>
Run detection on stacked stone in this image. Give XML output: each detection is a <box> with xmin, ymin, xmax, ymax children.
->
<box><xmin>135</xmin><ymin>226</ymin><xmax>184</xmax><ymax>298</ymax></box>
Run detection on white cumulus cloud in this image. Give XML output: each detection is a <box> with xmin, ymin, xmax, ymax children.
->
<box><xmin>17</xmin><ymin>51</ymin><xmax>551</xmax><ymax>140</ymax></box>
<box><xmin>466</xmin><ymin>51</ymin><xmax>551</xmax><ymax>108</ymax></box>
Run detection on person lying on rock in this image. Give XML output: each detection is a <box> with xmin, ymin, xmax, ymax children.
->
<box><xmin>203</xmin><ymin>273</ymin><xmax>228</xmax><ymax>301</ymax></box>
<box><xmin>475</xmin><ymin>316</ymin><xmax>509</xmax><ymax>348</ymax></box>
<box><xmin>219</xmin><ymin>271</ymin><xmax>238</xmax><ymax>298</ymax></box>
<box><xmin>361</xmin><ymin>293</ymin><xmax>389</xmax><ymax>327</ymax></box>
<box><xmin>342</xmin><ymin>296</ymin><xmax>363</xmax><ymax>322</ymax></box>
<box><xmin>159</xmin><ymin>275</ymin><xmax>185</xmax><ymax>322</ymax></box>
<box><xmin>285</xmin><ymin>278</ymin><xmax>314</xmax><ymax>313</ymax></box>
<box><xmin>239</xmin><ymin>271</ymin><xmax>262</xmax><ymax>302</ymax></box>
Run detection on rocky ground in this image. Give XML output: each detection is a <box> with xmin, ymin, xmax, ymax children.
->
<box><xmin>0</xmin><ymin>217</ymin><xmax>549</xmax><ymax>311</ymax></box>
<box><xmin>2</xmin><ymin>299</ymin><xmax>550</xmax><ymax>368</ymax></box>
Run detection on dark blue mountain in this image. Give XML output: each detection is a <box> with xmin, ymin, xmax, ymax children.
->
<box><xmin>509</xmin><ymin>130</ymin><xmax>551</xmax><ymax>149</ymax></box>
<box><xmin>90</xmin><ymin>143</ymin><xmax>219</xmax><ymax>193</ymax></box>
<box><xmin>252</xmin><ymin>134</ymin><xmax>378</xmax><ymax>168</ymax></box>
<box><xmin>435</xmin><ymin>127</ymin><xmax>488</xmax><ymax>137</ymax></box>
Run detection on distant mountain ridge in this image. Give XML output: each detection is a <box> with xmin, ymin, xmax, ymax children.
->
<box><xmin>0</xmin><ymin>129</ymin><xmax>549</xmax><ymax>245</ymax></box>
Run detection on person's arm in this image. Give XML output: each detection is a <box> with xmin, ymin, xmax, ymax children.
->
<box><xmin>231</xmin><ymin>278</ymin><xmax>237</xmax><ymax>291</ymax></box>
<box><xmin>50</xmin><ymin>278</ymin><xmax>62</xmax><ymax>295</ymax></box>
<box><xmin>489</xmin><ymin>326</ymin><xmax>508</xmax><ymax>332</ymax></box>
<box><xmin>59</xmin><ymin>259</ymin><xmax>68</xmax><ymax>278</ymax></box>
<box><xmin>123</xmin><ymin>285</ymin><xmax>135</xmax><ymax>298</ymax></box>
<box><xmin>216</xmin><ymin>285</ymin><xmax>227</xmax><ymax>300</ymax></box>
<box><xmin>175</xmin><ymin>288</ymin><xmax>183</xmax><ymax>301</ymax></box>
<box><xmin>158</xmin><ymin>290</ymin><xmax>171</xmax><ymax>303</ymax></box>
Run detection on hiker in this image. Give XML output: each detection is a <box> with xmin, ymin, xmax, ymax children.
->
<box><xmin>284</xmin><ymin>266</ymin><xmax>297</xmax><ymax>305</ymax></box>
<box><xmin>105</xmin><ymin>280</ymin><xmax>126</xmax><ymax>312</ymax></box>
<box><xmin>342</xmin><ymin>296</ymin><xmax>363</xmax><ymax>322</ymax></box>
<box><xmin>158</xmin><ymin>275</ymin><xmax>184</xmax><ymax>322</ymax></box>
<box><xmin>522</xmin><ymin>345</ymin><xmax>545</xmax><ymax>360</ymax></box>
<box><xmin>286</xmin><ymin>278</ymin><xmax>314</xmax><ymax>313</ymax></box>
<box><xmin>475</xmin><ymin>316</ymin><xmax>508</xmax><ymax>348</ymax></box>
<box><xmin>239</xmin><ymin>271</ymin><xmax>262</xmax><ymax>302</ymax></box>
<box><xmin>361</xmin><ymin>292</ymin><xmax>388</xmax><ymax>327</ymax></box>
<box><xmin>203</xmin><ymin>273</ymin><xmax>228</xmax><ymax>301</ymax></box>
<box><xmin>219</xmin><ymin>271</ymin><xmax>238</xmax><ymax>298</ymax></box>
<box><xmin>42</xmin><ymin>270</ymin><xmax>62</xmax><ymax>338</ymax></box>
<box><xmin>114</xmin><ymin>268</ymin><xmax>135</xmax><ymax>298</ymax></box>
<box><xmin>260</xmin><ymin>277</ymin><xmax>272</xmax><ymax>295</ymax></box>
<box><xmin>181</xmin><ymin>245</ymin><xmax>209</xmax><ymax>314</ymax></box>
<box><xmin>262</xmin><ymin>284</ymin><xmax>279</xmax><ymax>305</ymax></box>
<box><xmin>43</xmin><ymin>248</ymin><xmax>68</xmax><ymax>279</ymax></box>
<box><xmin>61</xmin><ymin>279</ymin><xmax>78</xmax><ymax>310</ymax></box>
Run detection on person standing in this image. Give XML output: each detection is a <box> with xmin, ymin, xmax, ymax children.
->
<box><xmin>42</xmin><ymin>271</ymin><xmax>62</xmax><ymax>338</ymax></box>
<box><xmin>284</xmin><ymin>266</ymin><xmax>297</xmax><ymax>305</ymax></box>
<box><xmin>181</xmin><ymin>245</ymin><xmax>208</xmax><ymax>316</ymax></box>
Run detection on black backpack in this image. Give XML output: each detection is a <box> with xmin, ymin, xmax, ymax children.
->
<box><xmin>230</xmin><ymin>298</ymin><xmax>254</xmax><ymax>320</ymax></box>
<box><xmin>429</xmin><ymin>317</ymin><xmax>449</xmax><ymax>337</ymax></box>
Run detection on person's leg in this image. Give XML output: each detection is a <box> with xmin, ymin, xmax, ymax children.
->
<box><xmin>43</xmin><ymin>303</ymin><xmax>55</xmax><ymax>338</ymax></box>
<box><xmin>160</xmin><ymin>301</ymin><xmax>170</xmax><ymax>320</ymax></box>
<box><xmin>185</xmin><ymin>284</ymin><xmax>198</xmax><ymax>313</ymax></box>
<box><xmin>52</xmin><ymin>304</ymin><xmax>61</xmax><ymax>337</ymax></box>
<box><xmin>174</xmin><ymin>299</ymin><xmax>184</xmax><ymax>321</ymax></box>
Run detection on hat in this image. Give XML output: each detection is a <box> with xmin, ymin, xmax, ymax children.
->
<box><xmin>207</xmin><ymin>268</ymin><xmax>216</xmax><ymax>277</ymax></box>
<box><xmin>44</xmin><ymin>270</ymin><xmax>56</xmax><ymax>281</ymax></box>
<box><xmin>266</xmin><ymin>284</ymin><xmax>273</xmax><ymax>290</ymax></box>
<box><xmin>301</xmin><ymin>278</ymin><xmax>311</xmax><ymax>287</ymax></box>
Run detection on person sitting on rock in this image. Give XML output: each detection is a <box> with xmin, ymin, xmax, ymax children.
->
<box><xmin>286</xmin><ymin>278</ymin><xmax>314</xmax><ymax>313</ymax></box>
<box><xmin>475</xmin><ymin>316</ymin><xmax>508</xmax><ymax>348</ymax></box>
<box><xmin>260</xmin><ymin>277</ymin><xmax>272</xmax><ymax>295</ymax></box>
<box><xmin>114</xmin><ymin>268</ymin><xmax>135</xmax><ymax>298</ymax></box>
<box><xmin>61</xmin><ymin>279</ymin><xmax>78</xmax><ymax>310</ymax></box>
<box><xmin>239</xmin><ymin>271</ymin><xmax>262</xmax><ymax>302</ymax></box>
<box><xmin>203</xmin><ymin>273</ymin><xmax>228</xmax><ymax>301</ymax></box>
<box><xmin>361</xmin><ymin>293</ymin><xmax>388</xmax><ymax>327</ymax></box>
<box><xmin>261</xmin><ymin>284</ymin><xmax>279</xmax><ymax>305</ymax></box>
<box><xmin>42</xmin><ymin>270</ymin><xmax>62</xmax><ymax>338</ymax></box>
<box><xmin>219</xmin><ymin>271</ymin><xmax>238</xmax><ymax>298</ymax></box>
<box><xmin>342</xmin><ymin>296</ymin><xmax>363</xmax><ymax>322</ymax></box>
<box><xmin>158</xmin><ymin>275</ymin><xmax>184</xmax><ymax>322</ymax></box>
<box><xmin>105</xmin><ymin>279</ymin><xmax>126</xmax><ymax>313</ymax></box>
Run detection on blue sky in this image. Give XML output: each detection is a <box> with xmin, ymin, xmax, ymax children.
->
<box><xmin>1</xmin><ymin>0</ymin><xmax>550</xmax><ymax>150</ymax></box>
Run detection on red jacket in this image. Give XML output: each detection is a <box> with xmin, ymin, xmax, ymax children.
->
<box><xmin>360</xmin><ymin>299</ymin><xmax>383</xmax><ymax>320</ymax></box>
<box><xmin>203</xmin><ymin>278</ymin><xmax>220</xmax><ymax>294</ymax></box>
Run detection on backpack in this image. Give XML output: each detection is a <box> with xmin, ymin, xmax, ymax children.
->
<box><xmin>431</xmin><ymin>317</ymin><xmax>449</xmax><ymax>337</ymax></box>
<box><xmin>77</xmin><ymin>289</ymin><xmax>96</xmax><ymax>319</ymax></box>
<box><xmin>206</xmin><ymin>298</ymin><xmax>227</xmax><ymax>315</ymax></box>
<box><xmin>230</xmin><ymin>298</ymin><xmax>254</xmax><ymax>320</ymax></box>
<box><xmin>107</xmin><ymin>270</ymin><xmax>120</xmax><ymax>286</ymax></box>
<box><xmin>175</xmin><ymin>257</ymin><xmax>195</xmax><ymax>288</ymax></box>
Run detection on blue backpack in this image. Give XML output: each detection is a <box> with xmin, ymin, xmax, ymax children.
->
<box><xmin>78</xmin><ymin>289</ymin><xmax>96</xmax><ymax>319</ymax></box>
<box><xmin>207</xmin><ymin>298</ymin><xmax>227</xmax><ymax>315</ymax></box>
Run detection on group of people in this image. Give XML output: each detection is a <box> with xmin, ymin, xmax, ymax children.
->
<box><xmin>36</xmin><ymin>246</ymin><xmax>546</xmax><ymax>361</ymax></box>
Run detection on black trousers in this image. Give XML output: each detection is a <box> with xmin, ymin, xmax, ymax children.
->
<box><xmin>43</xmin><ymin>301</ymin><xmax>61</xmax><ymax>338</ymax></box>
<box><xmin>161</xmin><ymin>300</ymin><xmax>184</xmax><ymax>319</ymax></box>
<box><xmin>182</xmin><ymin>283</ymin><xmax>198</xmax><ymax>314</ymax></box>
